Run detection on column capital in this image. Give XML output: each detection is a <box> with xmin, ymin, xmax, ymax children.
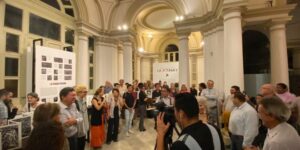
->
<box><xmin>177</xmin><ymin>32</ymin><xmax>190</xmax><ymax>41</ymax></box>
<box><xmin>95</xmin><ymin>35</ymin><xmax>117</xmax><ymax>45</ymax></box>
<box><xmin>268</xmin><ymin>16</ymin><xmax>292</xmax><ymax>31</ymax></box>
<box><xmin>222</xmin><ymin>1</ymin><xmax>247</xmax><ymax>21</ymax></box>
<box><xmin>77</xmin><ymin>31</ymin><xmax>89</xmax><ymax>41</ymax></box>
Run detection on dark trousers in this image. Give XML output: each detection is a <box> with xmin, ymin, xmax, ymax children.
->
<box><xmin>138</xmin><ymin>104</ymin><xmax>146</xmax><ymax>131</ymax></box>
<box><xmin>230</xmin><ymin>134</ymin><xmax>244</xmax><ymax>150</ymax></box>
<box><xmin>106</xmin><ymin>117</ymin><xmax>119</xmax><ymax>142</ymax></box>
<box><xmin>68</xmin><ymin>135</ymin><xmax>78</xmax><ymax>150</ymax></box>
<box><xmin>77</xmin><ymin>136</ymin><xmax>86</xmax><ymax>150</ymax></box>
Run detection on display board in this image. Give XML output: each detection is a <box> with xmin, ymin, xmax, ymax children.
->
<box><xmin>34</xmin><ymin>45</ymin><xmax>76</xmax><ymax>103</ymax></box>
<box><xmin>153</xmin><ymin>62</ymin><xmax>179</xmax><ymax>85</ymax></box>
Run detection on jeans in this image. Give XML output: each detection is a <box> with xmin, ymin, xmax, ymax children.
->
<box><xmin>138</xmin><ymin>104</ymin><xmax>146</xmax><ymax>131</ymax></box>
<box><xmin>125</xmin><ymin>109</ymin><xmax>134</xmax><ymax>132</ymax></box>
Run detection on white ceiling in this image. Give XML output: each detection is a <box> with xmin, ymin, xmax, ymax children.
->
<box><xmin>144</xmin><ymin>8</ymin><xmax>177</xmax><ymax>30</ymax></box>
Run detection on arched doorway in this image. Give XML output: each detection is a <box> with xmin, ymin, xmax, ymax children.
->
<box><xmin>243</xmin><ymin>30</ymin><xmax>270</xmax><ymax>96</ymax></box>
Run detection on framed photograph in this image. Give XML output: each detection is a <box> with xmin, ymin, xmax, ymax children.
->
<box><xmin>42</xmin><ymin>55</ymin><xmax>47</xmax><ymax>61</ymax></box>
<box><xmin>11</xmin><ymin>115</ymin><xmax>32</xmax><ymax>138</ymax></box>
<box><xmin>0</xmin><ymin>122</ymin><xmax>22</xmax><ymax>150</ymax></box>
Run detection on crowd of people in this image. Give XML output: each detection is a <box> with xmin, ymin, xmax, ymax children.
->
<box><xmin>0</xmin><ymin>79</ymin><xmax>300</xmax><ymax>150</ymax></box>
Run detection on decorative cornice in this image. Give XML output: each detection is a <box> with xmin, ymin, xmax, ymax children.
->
<box><xmin>243</xmin><ymin>4</ymin><xmax>297</xmax><ymax>24</ymax></box>
<box><xmin>288</xmin><ymin>39</ymin><xmax>300</xmax><ymax>49</ymax></box>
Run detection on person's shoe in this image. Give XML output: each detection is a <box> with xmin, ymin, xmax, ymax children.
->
<box><xmin>113</xmin><ymin>139</ymin><xmax>118</xmax><ymax>142</ymax></box>
<box><xmin>129</xmin><ymin>130</ymin><xmax>134</xmax><ymax>134</ymax></box>
<box><xmin>142</xmin><ymin>129</ymin><xmax>146</xmax><ymax>132</ymax></box>
<box><xmin>126</xmin><ymin>132</ymin><xmax>129</xmax><ymax>137</ymax></box>
<box><xmin>106</xmin><ymin>141</ymin><xmax>111</xmax><ymax>145</ymax></box>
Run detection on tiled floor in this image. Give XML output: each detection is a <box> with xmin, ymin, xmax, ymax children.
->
<box><xmin>85</xmin><ymin>118</ymin><xmax>159</xmax><ymax>150</ymax></box>
<box><xmin>85</xmin><ymin>118</ymin><xmax>231</xmax><ymax>150</ymax></box>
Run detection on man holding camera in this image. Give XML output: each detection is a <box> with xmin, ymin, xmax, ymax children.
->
<box><xmin>156</xmin><ymin>93</ymin><xmax>225</xmax><ymax>150</ymax></box>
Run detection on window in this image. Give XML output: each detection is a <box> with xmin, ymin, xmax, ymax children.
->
<box><xmin>164</xmin><ymin>44</ymin><xmax>179</xmax><ymax>62</ymax></box>
<box><xmin>89</xmin><ymin>67</ymin><xmax>94</xmax><ymax>78</ymax></box>
<box><xmin>65</xmin><ymin>8</ymin><xmax>74</xmax><ymax>17</ymax></box>
<box><xmin>29</xmin><ymin>13</ymin><xmax>61</xmax><ymax>40</ymax></box>
<box><xmin>89</xmin><ymin>53</ymin><xmax>94</xmax><ymax>64</ymax></box>
<box><xmin>65</xmin><ymin>29</ymin><xmax>74</xmax><ymax>45</ymax></box>
<box><xmin>89</xmin><ymin>37</ymin><xmax>95</xmax><ymax>90</ymax></box>
<box><xmin>88</xmin><ymin>37</ymin><xmax>94</xmax><ymax>51</ymax></box>
<box><xmin>41</xmin><ymin>0</ymin><xmax>61</xmax><ymax>10</ymax></box>
<box><xmin>5</xmin><ymin>58</ymin><xmax>19</xmax><ymax>76</ymax></box>
<box><xmin>5</xmin><ymin>80</ymin><xmax>18</xmax><ymax>97</ymax></box>
<box><xmin>61</xmin><ymin>0</ymin><xmax>72</xmax><ymax>5</ymax></box>
<box><xmin>6</xmin><ymin>33</ymin><xmax>19</xmax><ymax>53</ymax></box>
<box><xmin>4</xmin><ymin>4</ymin><xmax>23</xmax><ymax>30</ymax></box>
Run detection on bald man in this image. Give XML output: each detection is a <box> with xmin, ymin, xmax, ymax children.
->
<box><xmin>259</xmin><ymin>84</ymin><xmax>275</xmax><ymax>98</ymax></box>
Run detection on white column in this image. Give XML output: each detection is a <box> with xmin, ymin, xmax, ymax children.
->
<box><xmin>95</xmin><ymin>40</ymin><xmax>118</xmax><ymax>86</ymax></box>
<box><xmin>141</xmin><ymin>58</ymin><xmax>152</xmax><ymax>82</ymax></box>
<box><xmin>94</xmin><ymin>39</ymin><xmax>103</xmax><ymax>86</ymax></box>
<box><xmin>270</xmin><ymin>22</ymin><xmax>289</xmax><ymax>85</ymax></box>
<box><xmin>76</xmin><ymin>33</ymin><xmax>89</xmax><ymax>88</ymax></box>
<box><xmin>118</xmin><ymin>48</ymin><xmax>124</xmax><ymax>80</ymax></box>
<box><xmin>215</xmin><ymin>27</ymin><xmax>225</xmax><ymax>92</ymax></box>
<box><xmin>178</xmin><ymin>33</ymin><xmax>190</xmax><ymax>86</ymax></box>
<box><xmin>123</xmin><ymin>42</ymin><xmax>133</xmax><ymax>83</ymax></box>
<box><xmin>197</xmin><ymin>55</ymin><xmax>204</xmax><ymax>83</ymax></box>
<box><xmin>136</xmin><ymin>55</ymin><xmax>141</xmax><ymax>81</ymax></box>
<box><xmin>223</xmin><ymin>8</ymin><xmax>244</xmax><ymax>93</ymax></box>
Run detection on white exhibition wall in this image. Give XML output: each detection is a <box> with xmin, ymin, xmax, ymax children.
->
<box><xmin>27</xmin><ymin>45</ymin><xmax>76</xmax><ymax>103</ymax></box>
<box><xmin>153</xmin><ymin>62</ymin><xmax>179</xmax><ymax>85</ymax></box>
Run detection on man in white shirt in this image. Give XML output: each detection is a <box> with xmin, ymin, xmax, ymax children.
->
<box><xmin>201</xmin><ymin>80</ymin><xmax>221</xmax><ymax>126</ymax></box>
<box><xmin>229</xmin><ymin>92</ymin><xmax>258</xmax><ymax>150</ymax></box>
<box><xmin>59</xmin><ymin>87</ymin><xmax>83</xmax><ymax>150</ymax></box>
<box><xmin>155</xmin><ymin>86</ymin><xmax>174</xmax><ymax>107</ymax></box>
<box><xmin>223</xmin><ymin>86</ymin><xmax>240</xmax><ymax>130</ymax></box>
<box><xmin>251</xmin><ymin>96</ymin><xmax>300</xmax><ymax>150</ymax></box>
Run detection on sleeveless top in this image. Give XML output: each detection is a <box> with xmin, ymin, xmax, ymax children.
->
<box><xmin>90</xmin><ymin>97</ymin><xmax>103</xmax><ymax>126</ymax></box>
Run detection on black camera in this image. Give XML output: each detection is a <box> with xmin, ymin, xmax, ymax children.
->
<box><xmin>154</xmin><ymin>102</ymin><xmax>176</xmax><ymax>125</ymax></box>
<box><xmin>153</xmin><ymin>102</ymin><xmax>179</xmax><ymax>150</ymax></box>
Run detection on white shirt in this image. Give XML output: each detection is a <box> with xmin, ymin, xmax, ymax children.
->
<box><xmin>229</xmin><ymin>102</ymin><xmax>258</xmax><ymax>147</ymax></box>
<box><xmin>76</xmin><ymin>97</ymin><xmax>89</xmax><ymax>137</ymax></box>
<box><xmin>155</xmin><ymin>96</ymin><xmax>174</xmax><ymax>107</ymax></box>
<box><xmin>59</xmin><ymin>102</ymin><xmax>83</xmax><ymax>137</ymax></box>
<box><xmin>201</xmin><ymin>88</ymin><xmax>221</xmax><ymax>109</ymax></box>
<box><xmin>201</xmin><ymin>88</ymin><xmax>219</xmax><ymax>99</ymax></box>
<box><xmin>118</xmin><ymin>85</ymin><xmax>127</xmax><ymax>96</ymax></box>
<box><xmin>263</xmin><ymin>122</ymin><xmax>300</xmax><ymax>150</ymax></box>
<box><xmin>107</xmin><ymin>96</ymin><xmax>122</xmax><ymax>118</ymax></box>
<box><xmin>23</xmin><ymin>101</ymin><xmax>43</xmax><ymax>112</ymax></box>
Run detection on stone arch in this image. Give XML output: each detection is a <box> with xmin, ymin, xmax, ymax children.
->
<box><xmin>243</xmin><ymin>30</ymin><xmax>270</xmax><ymax>74</ymax></box>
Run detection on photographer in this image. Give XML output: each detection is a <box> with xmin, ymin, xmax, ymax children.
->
<box><xmin>156</xmin><ymin>93</ymin><xmax>225</xmax><ymax>150</ymax></box>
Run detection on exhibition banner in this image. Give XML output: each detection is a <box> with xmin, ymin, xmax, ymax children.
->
<box><xmin>153</xmin><ymin>62</ymin><xmax>179</xmax><ymax>85</ymax></box>
<box><xmin>34</xmin><ymin>45</ymin><xmax>76</xmax><ymax>103</ymax></box>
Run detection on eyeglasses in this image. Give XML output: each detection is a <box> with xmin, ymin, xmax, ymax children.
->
<box><xmin>81</xmin><ymin>91</ymin><xmax>88</xmax><ymax>93</ymax></box>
